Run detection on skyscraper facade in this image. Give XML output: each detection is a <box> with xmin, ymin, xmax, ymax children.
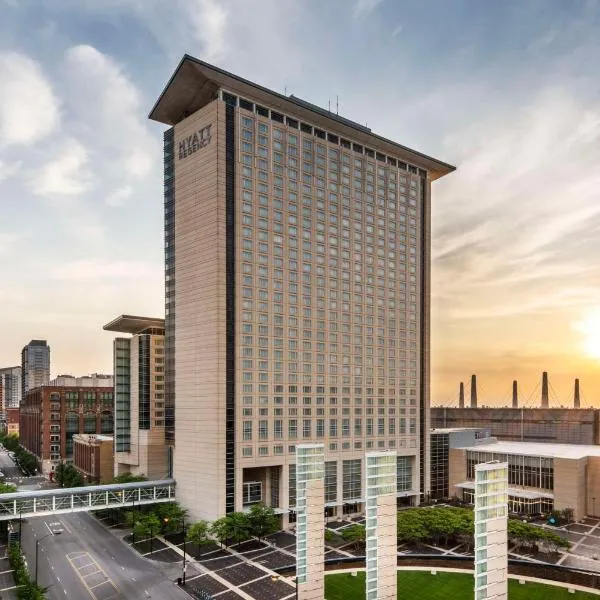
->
<box><xmin>150</xmin><ymin>55</ymin><xmax>455</xmax><ymax>521</ymax></box>
<box><xmin>21</xmin><ymin>340</ymin><xmax>50</xmax><ymax>396</ymax></box>
<box><xmin>0</xmin><ymin>366</ymin><xmax>22</xmax><ymax>410</ymax></box>
<box><xmin>103</xmin><ymin>315</ymin><xmax>170</xmax><ymax>480</ymax></box>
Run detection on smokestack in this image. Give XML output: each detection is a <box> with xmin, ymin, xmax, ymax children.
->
<box><xmin>541</xmin><ymin>371</ymin><xmax>549</xmax><ymax>408</ymax></box>
<box><xmin>574</xmin><ymin>378</ymin><xmax>580</xmax><ymax>409</ymax></box>
<box><xmin>459</xmin><ymin>382</ymin><xmax>465</xmax><ymax>408</ymax></box>
<box><xmin>470</xmin><ymin>374</ymin><xmax>477</xmax><ymax>408</ymax></box>
<box><xmin>512</xmin><ymin>380</ymin><xmax>518</xmax><ymax>408</ymax></box>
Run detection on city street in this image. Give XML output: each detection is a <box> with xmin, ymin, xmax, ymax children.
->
<box><xmin>21</xmin><ymin>512</ymin><xmax>190</xmax><ymax>600</ymax></box>
<box><xmin>0</xmin><ymin>446</ymin><xmax>21</xmax><ymax>479</ymax></box>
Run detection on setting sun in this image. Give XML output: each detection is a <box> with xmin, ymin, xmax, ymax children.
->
<box><xmin>575</xmin><ymin>310</ymin><xmax>600</xmax><ymax>360</ymax></box>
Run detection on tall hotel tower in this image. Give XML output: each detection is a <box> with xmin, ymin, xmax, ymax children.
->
<box><xmin>150</xmin><ymin>56</ymin><xmax>455</xmax><ymax>522</ymax></box>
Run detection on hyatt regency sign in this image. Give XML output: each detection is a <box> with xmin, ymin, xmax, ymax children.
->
<box><xmin>178</xmin><ymin>124</ymin><xmax>212</xmax><ymax>160</ymax></box>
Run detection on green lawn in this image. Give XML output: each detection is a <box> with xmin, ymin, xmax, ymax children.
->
<box><xmin>324</xmin><ymin>571</ymin><xmax>599</xmax><ymax>600</ymax></box>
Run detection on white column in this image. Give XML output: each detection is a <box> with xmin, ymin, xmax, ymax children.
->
<box><xmin>365</xmin><ymin>451</ymin><xmax>397</xmax><ymax>600</ymax></box>
<box><xmin>474</xmin><ymin>462</ymin><xmax>508</xmax><ymax>600</ymax></box>
<box><xmin>296</xmin><ymin>444</ymin><xmax>325</xmax><ymax>600</ymax></box>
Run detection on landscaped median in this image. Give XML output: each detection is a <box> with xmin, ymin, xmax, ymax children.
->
<box><xmin>324</xmin><ymin>570</ymin><xmax>600</xmax><ymax>599</ymax></box>
<box><xmin>7</xmin><ymin>542</ymin><xmax>48</xmax><ymax>600</ymax></box>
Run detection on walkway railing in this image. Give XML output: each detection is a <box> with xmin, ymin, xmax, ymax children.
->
<box><xmin>0</xmin><ymin>479</ymin><xmax>176</xmax><ymax>520</ymax></box>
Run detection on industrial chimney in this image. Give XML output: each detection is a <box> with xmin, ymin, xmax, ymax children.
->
<box><xmin>512</xmin><ymin>380</ymin><xmax>518</xmax><ymax>408</ymax></box>
<box><xmin>541</xmin><ymin>371</ymin><xmax>549</xmax><ymax>408</ymax></box>
<box><xmin>470</xmin><ymin>374</ymin><xmax>477</xmax><ymax>408</ymax></box>
<box><xmin>574</xmin><ymin>378</ymin><xmax>580</xmax><ymax>409</ymax></box>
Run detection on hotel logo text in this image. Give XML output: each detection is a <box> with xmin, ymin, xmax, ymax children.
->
<box><xmin>178</xmin><ymin>124</ymin><xmax>212</xmax><ymax>160</ymax></box>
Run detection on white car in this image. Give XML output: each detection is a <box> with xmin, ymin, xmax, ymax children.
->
<box><xmin>48</xmin><ymin>522</ymin><xmax>64</xmax><ymax>535</ymax></box>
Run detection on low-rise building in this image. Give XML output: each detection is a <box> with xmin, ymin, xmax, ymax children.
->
<box><xmin>448</xmin><ymin>438</ymin><xmax>600</xmax><ymax>520</ymax></box>
<box><xmin>6</xmin><ymin>408</ymin><xmax>19</xmax><ymax>436</ymax></box>
<box><xmin>430</xmin><ymin>427</ymin><xmax>490</xmax><ymax>500</ymax></box>
<box><xmin>73</xmin><ymin>434</ymin><xmax>114</xmax><ymax>484</ymax></box>
<box><xmin>431</xmin><ymin>407</ymin><xmax>600</xmax><ymax>445</ymax></box>
<box><xmin>19</xmin><ymin>385</ymin><xmax>114</xmax><ymax>476</ymax></box>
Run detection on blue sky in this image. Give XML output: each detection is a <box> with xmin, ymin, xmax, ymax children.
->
<box><xmin>1</xmin><ymin>0</ymin><xmax>600</xmax><ymax>404</ymax></box>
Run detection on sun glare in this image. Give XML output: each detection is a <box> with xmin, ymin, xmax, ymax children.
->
<box><xmin>576</xmin><ymin>310</ymin><xmax>600</xmax><ymax>360</ymax></box>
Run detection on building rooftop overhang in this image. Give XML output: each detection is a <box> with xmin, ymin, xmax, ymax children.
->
<box><xmin>149</xmin><ymin>54</ymin><xmax>456</xmax><ymax>181</ymax></box>
<box><xmin>461</xmin><ymin>439</ymin><xmax>600</xmax><ymax>460</ymax></box>
<box><xmin>103</xmin><ymin>315</ymin><xmax>165</xmax><ymax>335</ymax></box>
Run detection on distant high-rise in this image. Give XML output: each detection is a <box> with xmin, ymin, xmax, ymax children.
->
<box><xmin>21</xmin><ymin>340</ymin><xmax>50</xmax><ymax>396</ymax></box>
<box><xmin>0</xmin><ymin>366</ymin><xmax>22</xmax><ymax>409</ymax></box>
<box><xmin>150</xmin><ymin>55</ymin><xmax>455</xmax><ymax>521</ymax></box>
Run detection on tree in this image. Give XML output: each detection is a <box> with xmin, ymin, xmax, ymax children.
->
<box><xmin>133</xmin><ymin>513</ymin><xmax>161</xmax><ymax>540</ymax></box>
<box><xmin>211</xmin><ymin>517</ymin><xmax>232</xmax><ymax>547</ymax></box>
<box><xmin>228</xmin><ymin>512</ymin><xmax>251</xmax><ymax>546</ymax></box>
<box><xmin>154</xmin><ymin>503</ymin><xmax>188</xmax><ymax>534</ymax></box>
<box><xmin>210</xmin><ymin>513</ymin><xmax>251</xmax><ymax>547</ymax></box>
<box><xmin>2</xmin><ymin>434</ymin><xmax>19</xmax><ymax>452</ymax></box>
<box><xmin>341</xmin><ymin>524</ymin><xmax>366</xmax><ymax>551</ymax></box>
<box><xmin>187</xmin><ymin>520</ymin><xmax>211</xmax><ymax>546</ymax></box>
<box><xmin>55</xmin><ymin>463</ymin><xmax>84</xmax><ymax>488</ymax></box>
<box><xmin>247</xmin><ymin>504</ymin><xmax>279</xmax><ymax>540</ymax></box>
<box><xmin>0</xmin><ymin>482</ymin><xmax>17</xmax><ymax>494</ymax></box>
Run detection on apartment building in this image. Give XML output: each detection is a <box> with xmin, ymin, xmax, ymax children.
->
<box><xmin>19</xmin><ymin>385</ymin><xmax>113</xmax><ymax>475</ymax></box>
<box><xmin>73</xmin><ymin>434</ymin><xmax>114</xmax><ymax>484</ymax></box>
<box><xmin>150</xmin><ymin>55</ymin><xmax>455</xmax><ymax>521</ymax></box>
<box><xmin>21</xmin><ymin>340</ymin><xmax>50</xmax><ymax>396</ymax></box>
<box><xmin>0</xmin><ymin>366</ymin><xmax>22</xmax><ymax>410</ymax></box>
<box><xmin>103</xmin><ymin>315</ymin><xmax>169</xmax><ymax>480</ymax></box>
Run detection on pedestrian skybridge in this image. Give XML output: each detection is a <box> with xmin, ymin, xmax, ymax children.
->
<box><xmin>0</xmin><ymin>479</ymin><xmax>176</xmax><ymax>520</ymax></box>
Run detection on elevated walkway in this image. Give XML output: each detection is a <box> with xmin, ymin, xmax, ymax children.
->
<box><xmin>0</xmin><ymin>479</ymin><xmax>176</xmax><ymax>520</ymax></box>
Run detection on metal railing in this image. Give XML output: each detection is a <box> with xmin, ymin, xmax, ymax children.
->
<box><xmin>0</xmin><ymin>479</ymin><xmax>176</xmax><ymax>520</ymax></box>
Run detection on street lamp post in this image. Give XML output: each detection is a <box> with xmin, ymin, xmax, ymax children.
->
<box><xmin>35</xmin><ymin>531</ymin><xmax>61</xmax><ymax>585</ymax></box>
<box><xmin>132</xmin><ymin>496</ymin><xmax>137</xmax><ymax>546</ymax></box>
<box><xmin>182</xmin><ymin>519</ymin><xmax>187</xmax><ymax>585</ymax></box>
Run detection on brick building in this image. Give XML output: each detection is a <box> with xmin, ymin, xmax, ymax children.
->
<box><xmin>6</xmin><ymin>408</ymin><xmax>19</xmax><ymax>436</ymax></box>
<box><xmin>73</xmin><ymin>434</ymin><xmax>114</xmax><ymax>484</ymax></box>
<box><xmin>19</xmin><ymin>385</ymin><xmax>114</xmax><ymax>476</ymax></box>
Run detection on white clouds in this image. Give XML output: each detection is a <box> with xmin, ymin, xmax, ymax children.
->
<box><xmin>0</xmin><ymin>159</ymin><xmax>21</xmax><ymax>181</ymax></box>
<box><xmin>31</xmin><ymin>138</ymin><xmax>92</xmax><ymax>196</ymax></box>
<box><xmin>352</xmin><ymin>0</ymin><xmax>384</xmax><ymax>19</ymax></box>
<box><xmin>0</xmin><ymin>51</ymin><xmax>60</xmax><ymax>145</ymax></box>
<box><xmin>186</xmin><ymin>0</ymin><xmax>228</xmax><ymax>63</ymax></box>
<box><xmin>105</xmin><ymin>185</ymin><xmax>133</xmax><ymax>207</ymax></box>
<box><xmin>0</xmin><ymin>232</ymin><xmax>19</xmax><ymax>254</ymax></box>
<box><xmin>62</xmin><ymin>44</ymin><xmax>156</xmax><ymax>181</ymax></box>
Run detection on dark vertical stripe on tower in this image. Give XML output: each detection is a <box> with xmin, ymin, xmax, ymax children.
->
<box><xmin>138</xmin><ymin>334</ymin><xmax>151</xmax><ymax>430</ymax></box>
<box><xmin>225</xmin><ymin>104</ymin><xmax>236</xmax><ymax>513</ymax></box>
<box><xmin>419</xmin><ymin>174</ymin><xmax>428</xmax><ymax>502</ymax></box>
<box><xmin>164</xmin><ymin>128</ymin><xmax>175</xmax><ymax>453</ymax></box>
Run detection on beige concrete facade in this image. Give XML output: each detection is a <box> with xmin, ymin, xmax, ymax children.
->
<box><xmin>297</xmin><ymin>478</ymin><xmax>325</xmax><ymax>600</ymax></box>
<box><xmin>153</xmin><ymin>57</ymin><xmax>455</xmax><ymax>523</ymax></box>
<box><xmin>173</xmin><ymin>100</ymin><xmax>227</xmax><ymax>520</ymax></box>
<box><xmin>554</xmin><ymin>457</ymin><xmax>586</xmax><ymax>519</ymax></box>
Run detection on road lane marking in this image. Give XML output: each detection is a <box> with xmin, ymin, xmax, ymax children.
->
<box><xmin>66</xmin><ymin>552</ymin><xmax>119</xmax><ymax>600</ymax></box>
